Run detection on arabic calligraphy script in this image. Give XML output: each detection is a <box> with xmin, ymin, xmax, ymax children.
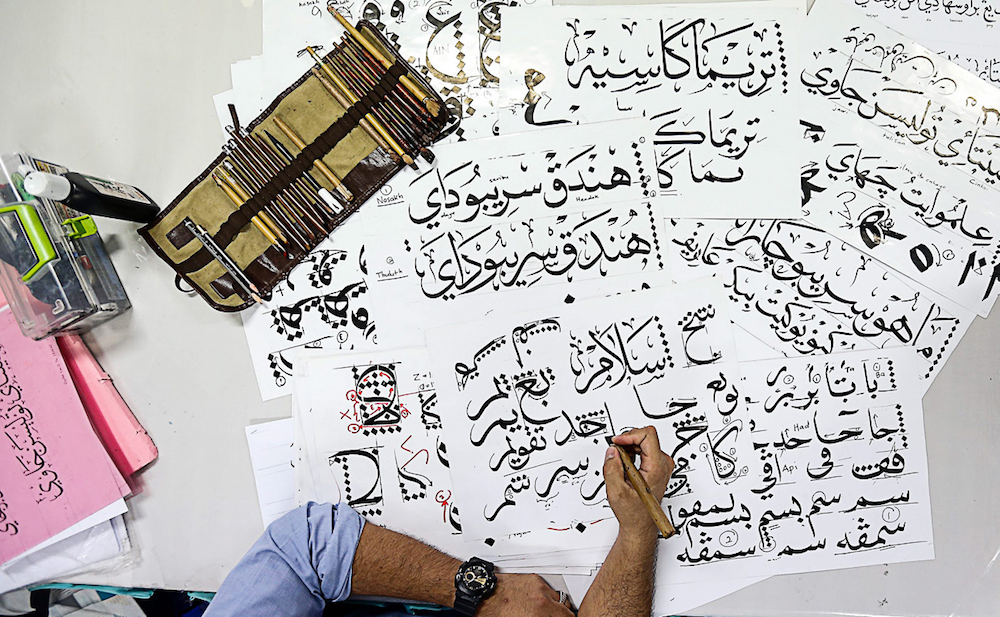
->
<box><xmin>801</xmin><ymin>7</ymin><xmax>1000</xmax><ymax>187</ymax></box>
<box><xmin>0</xmin><ymin>343</ymin><xmax>63</xmax><ymax>525</ymax></box>
<box><xmin>401</xmin><ymin>202</ymin><xmax>664</xmax><ymax>301</ymax></box>
<box><xmin>852</xmin><ymin>0</ymin><xmax>999</xmax><ymax>25</ymax></box>
<box><xmin>560</xmin><ymin>16</ymin><xmax>787</xmax><ymax>188</ymax></box>
<box><xmin>406</xmin><ymin>138</ymin><xmax>654</xmax><ymax>228</ymax></box>
<box><xmin>668</xmin><ymin>217</ymin><xmax>967</xmax><ymax>384</ymax></box>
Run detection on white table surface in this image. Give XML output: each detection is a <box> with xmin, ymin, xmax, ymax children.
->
<box><xmin>1</xmin><ymin>1</ymin><xmax>998</xmax><ymax>614</ymax></box>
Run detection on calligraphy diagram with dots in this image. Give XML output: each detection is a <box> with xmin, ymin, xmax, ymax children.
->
<box><xmin>498</xmin><ymin>5</ymin><xmax>803</xmax><ymax>218</ymax></box>
<box><xmin>426</xmin><ymin>279</ymin><xmax>740</xmax><ymax>547</ymax></box>
<box><xmin>667</xmin><ymin>217</ymin><xmax>972</xmax><ymax>393</ymax></box>
<box><xmin>363</xmin><ymin>119</ymin><xmax>674</xmax><ymax>349</ymax></box>
<box><xmin>298</xmin><ymin>349</ymin><xmax>467</xmax><ymax>556</ymax></box>
<box><xmin>797</xmin><ymin>104</ymin><xmax>1000</xmax><ymax>318</ymax></box>
<box><xmin>242</xmin><ymin>216</ymin><xmax>382</xmax><ymax>401</ymax></box>
<box><xmin>647</xmin><ymin>348</ymin><xmax>934</xmax><ymax>584</ymax></box>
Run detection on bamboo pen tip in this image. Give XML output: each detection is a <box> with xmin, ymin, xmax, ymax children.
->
<box><xmin>336</xmin><ymin>184</ymin><xmax>354</xmax><ymax>202</ymax></box>
<box><xmin>328</xmin><ymin>6</ymin><xmax>349</xmax><ymax>23</ymax></box>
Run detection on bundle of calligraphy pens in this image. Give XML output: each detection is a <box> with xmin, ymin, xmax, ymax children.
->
<box><xmin>139</xmin><ymin>18</ymin><xmax>450</xmax><ymax>311</ymax></box>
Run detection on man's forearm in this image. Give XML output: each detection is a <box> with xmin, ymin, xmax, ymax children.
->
<box><xmin>350</xmin><ymin>522</ymin><xmax>461</xmax><ymax>607</ymax></box>
<box><xmin>578</xmin><ymin>529</ymin><xmax>657</xmax><ymax>617</ymax></box>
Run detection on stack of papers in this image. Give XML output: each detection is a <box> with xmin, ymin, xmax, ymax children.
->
<box><xmin>235</xmin><ymin>0</ymin><xmax>1000</xmax><ymax>613</ymax></box>
<box><xmin>0</xmin><ymin>307</ymin><xmax>152</xmax><ymax>592</ymax></box>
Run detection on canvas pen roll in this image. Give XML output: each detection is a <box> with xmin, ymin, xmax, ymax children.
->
<box><xmin>341</xmin><ymin>39</ymin><xmax>432</xmax><ymax>125</ymax></box>
<box><xmin>333</xmin><ymin>43</ymin><xmax>430</xmax><ymax>131</ymax></box>
<box><xmin>306</xmin><ymin>68</ymin><xmax>400</xmax><ymax>166</ymax></box>
<box><xmin>247</xmin><ymin>132</ymin><xmax>340</xmax><ymax>221</ymax></box>
<box><xmin>214</xmin><ymin>168</ymin><xmax>302</xmax><ymax>255</ymax></box>
<box><xmin>325</xmin><ymin>53</ymin><xmax>422</xmax><ymax>155</ymax></box>
<box><xmin>219</xmin><ymin>149</ymin><xmax>312</xmax><ymax>248</ymax></box>
<box><xmin>232</xmin><ymin>131</ymin><xmax>326</xmax><ymax>232</ymax></box>
<box><xmin>271</xmin><ymin>115</ymin><xmax>355</xmax><ymax>202</ymax></box>
<box><xmin>210</xmin><ymin>171</ymin><xmax>288</xmax><ymax>253</ymax></box>
<box><xmin>327</xmin><ymin>49</ymin><xmax>434</xmax><ymax>162</ymax></box>
<box><xmin>327</xmin><ymin>8</ymin><xmax>440</xmax><ymax>117</ymax></box>
<box><xmin>223</xmin><ymin>139</ymin><xmax>314</xmax><ymax>243</ymax></box>
<box><xmin>261</xmin><ymin>130</ymin><xmax>344</xmax><ymax>216</ymax></box>
<box><xmin>304</xmin><ymin>46</ymin><xmax>417</xmax><ymax>170</ymax></box>
<box><xmin>221</xmin><ymin>156</ymin><xmax>312</xmax><ymax>252</ymax></box>
<box><xmin>182</xmin><ymin>218</ymin><xmax>263</xmax><ymax>304</ymax></box>
<box><xmin>265</xmin><ymin>129</ymin><xmax>327</xmax><ymax>195</ymax></box>
<box><xmin>227</xmin><ymin>126</ymin><xmax>327</xmax><ymax>233</ymax></box>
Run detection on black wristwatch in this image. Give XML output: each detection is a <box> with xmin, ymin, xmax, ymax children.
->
<box><xmin>453</xmin><ymin>557</ymin><xmax>497</xmax><ymax>616</ymax></box>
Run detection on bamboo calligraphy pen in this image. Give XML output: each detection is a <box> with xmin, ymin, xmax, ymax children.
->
<box><xmin>611</xmin><ymin>441</ymin><xmax>677</xmax><ymax>538</ymax></box>
<box><xmin>327</xmin><ymin>7</ymin><xmax>441</xmax><ymax>118</ymax></box>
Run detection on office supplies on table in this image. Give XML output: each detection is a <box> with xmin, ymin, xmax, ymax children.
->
<box><xmin>139</xmin><ymin>20</ymin><xmax>449</xmax><ymax>312</ymax></box>
<box><xmin>22</xmin><ymin>171</ymin><xmax>159</xmax><ymax>225</ymax></box>
<box><xmin>0</xmin><ymin>155</ymin><xmax>131</xmax><ymax>340</ymax></box>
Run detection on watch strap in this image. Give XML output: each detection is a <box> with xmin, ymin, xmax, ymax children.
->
<box><xmin>453</xmin><ymin>590</ymin><xmax>480</xmax><ymax>616</ymax></box>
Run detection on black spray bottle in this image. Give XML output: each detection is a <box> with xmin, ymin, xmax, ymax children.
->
<box><xmin>22</xmin><ymin>170</ymin><xmax>160</xmax><ymax>224</ymax></box>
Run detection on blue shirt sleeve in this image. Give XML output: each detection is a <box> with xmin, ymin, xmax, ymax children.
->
<box><xmin>205</xmin><ymin>502</ymin><xmax>366</xmax><ymax>617</ymax></box>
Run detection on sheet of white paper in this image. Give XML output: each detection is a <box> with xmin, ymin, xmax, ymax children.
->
<box><xmin>498</xmin><ymin>4</ymin><xmax>804</xmax><ymax>218</ymax></box>
<box><xmin>297</xmin><ymin>348</ymin><xmax>465</xmax><ymax>556</ymax></box>
<box><xmin>241</xmin><ymin>212</ymin><xmax>379</xmax><ymax>400</ymax></box>
<box><xmin>231</xmin><ymin>55</ymin><xmax>265</xmax><ymax>122</ymax></box>
<box><xmin>365</xmin><ymin>119</ymin><xmax>671</xmax><ymax>347</ymax></box>
<box><xmin>563</xmin><ymin>572</ymin><xmax>768</xmax><ymax>616</ymax></box>
<box><xmin>801</xmin><ymin>0</ymin><xmax>1000</xmax><ymax>315</ymax></box>
<box><xmin>0</xmin><ymin>517</ymin><xmax>127</xmax><ymax>595</ymax></box>
<box><xmin>660</xmin><ymin>347</ymin><xmax>934</xmax><ymax>584</ymax></box>
<box><xmin>799</xmin><ymin>103</ymin><xmax>1000</xmax><ymax>317</ymax></box>
<box><xmin>3</xmin><ymin>499</ymin><xmax>126</xmax><ymax>567</ymax></box>
<box><xmin>836</xmin><ymin>0</ymin><xmax>999</xmax><ymax>86</ymax></box>
<box><xmin>261</xmin><ymin>0</ymin><xmax>341</xmax><ymax>106</ymax></box>
<box><xmin>426</xmin><ymin>280</ymin><xmax>742</xmax><ymax>550</ymax></box>
<box><xmin>213</xmin><ymin>89</ymin><xmax>237</xmax><ymax>133</ymax></box>
<box><xmin>292</xmin><ymin>387</ymin><xmax>325</xmax><ymax>506</ymax></box>
<box><xmin>666</xmin><ymin>217</ymin><xmax>975</xmax><ymax>393</ymax></box>
<box><xmin>245</xmin><ymin>419</ymin><xmax>297</xmax><ymax>528</ymax></box>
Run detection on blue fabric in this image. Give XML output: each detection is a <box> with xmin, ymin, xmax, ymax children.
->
<box><xmin>204</xmin><ymin>502</ymin><xmax>366</xmax><ymax>617</ymax></box>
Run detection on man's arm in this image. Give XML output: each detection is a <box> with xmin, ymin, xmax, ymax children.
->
<box><xmin>578</xmin><ymin>427</ymin><xmax>674</xmax><ymax>617</ymax></box>
<box><xmin>205</xmin><ymin>501</ymin><xmax>574</xmax><ymax>617</ymax></box>
<box><xmin>351</xmin><ymin>522</ymin><xmax>574</xmax><ymax>617</ymax></box>
<box><xmin>204</xmin><ymin>502</ymin><xmax>364</xmax><ymax>617</ymax></box>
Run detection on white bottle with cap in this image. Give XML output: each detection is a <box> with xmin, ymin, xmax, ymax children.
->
<box><xmin>23</xmin><ymin>170</ymin><xmax>160</xmax><ymax>224</ymax></box>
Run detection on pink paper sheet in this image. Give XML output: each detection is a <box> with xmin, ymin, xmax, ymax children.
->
<box><xmin>57</xmin><ymin>335</ymin><xmax>157</xmax><ymax>479</ymax></box>
<box><xmin>0</xmin><ymin>309</ymin><xmax>127</xmax><ymax>564</ymax></box>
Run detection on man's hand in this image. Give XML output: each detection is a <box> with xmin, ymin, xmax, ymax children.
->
<box><xmin>603</xmin><ymin>426</ymin><xmax>674</xmax><ymax>539</ymax></box>
<box><xmin>478</xmin><ymin>573</ymin><xmax>575</xmax><ymax>616</ymax></box>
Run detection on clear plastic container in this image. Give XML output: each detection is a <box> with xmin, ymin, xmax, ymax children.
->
<box><xmin>0</xmin><ymin>153</ymin><xmax>130</xmax><ymax>339</ymax></box>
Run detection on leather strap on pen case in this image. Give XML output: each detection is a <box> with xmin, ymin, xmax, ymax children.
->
<box><xmin>175</xmin><ymin>60</ymin><xmax>408</xmax><ymax>275</ymax></box>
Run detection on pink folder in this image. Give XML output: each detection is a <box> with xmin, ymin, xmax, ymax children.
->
<box><xmin>56</xmin><ymin>335</ymin><xmax>157</xmax><ymax>479</ymax></box>
<box><xmin>0</xmin><ymin>309</ymin><xmax>128</xmax><ymax>563</ymax></box>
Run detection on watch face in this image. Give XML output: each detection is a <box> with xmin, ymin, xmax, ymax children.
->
<box><xmin>458</xmin><ymin>562</ymin><xmax>496</xmax><ymax>595</ymax></box>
